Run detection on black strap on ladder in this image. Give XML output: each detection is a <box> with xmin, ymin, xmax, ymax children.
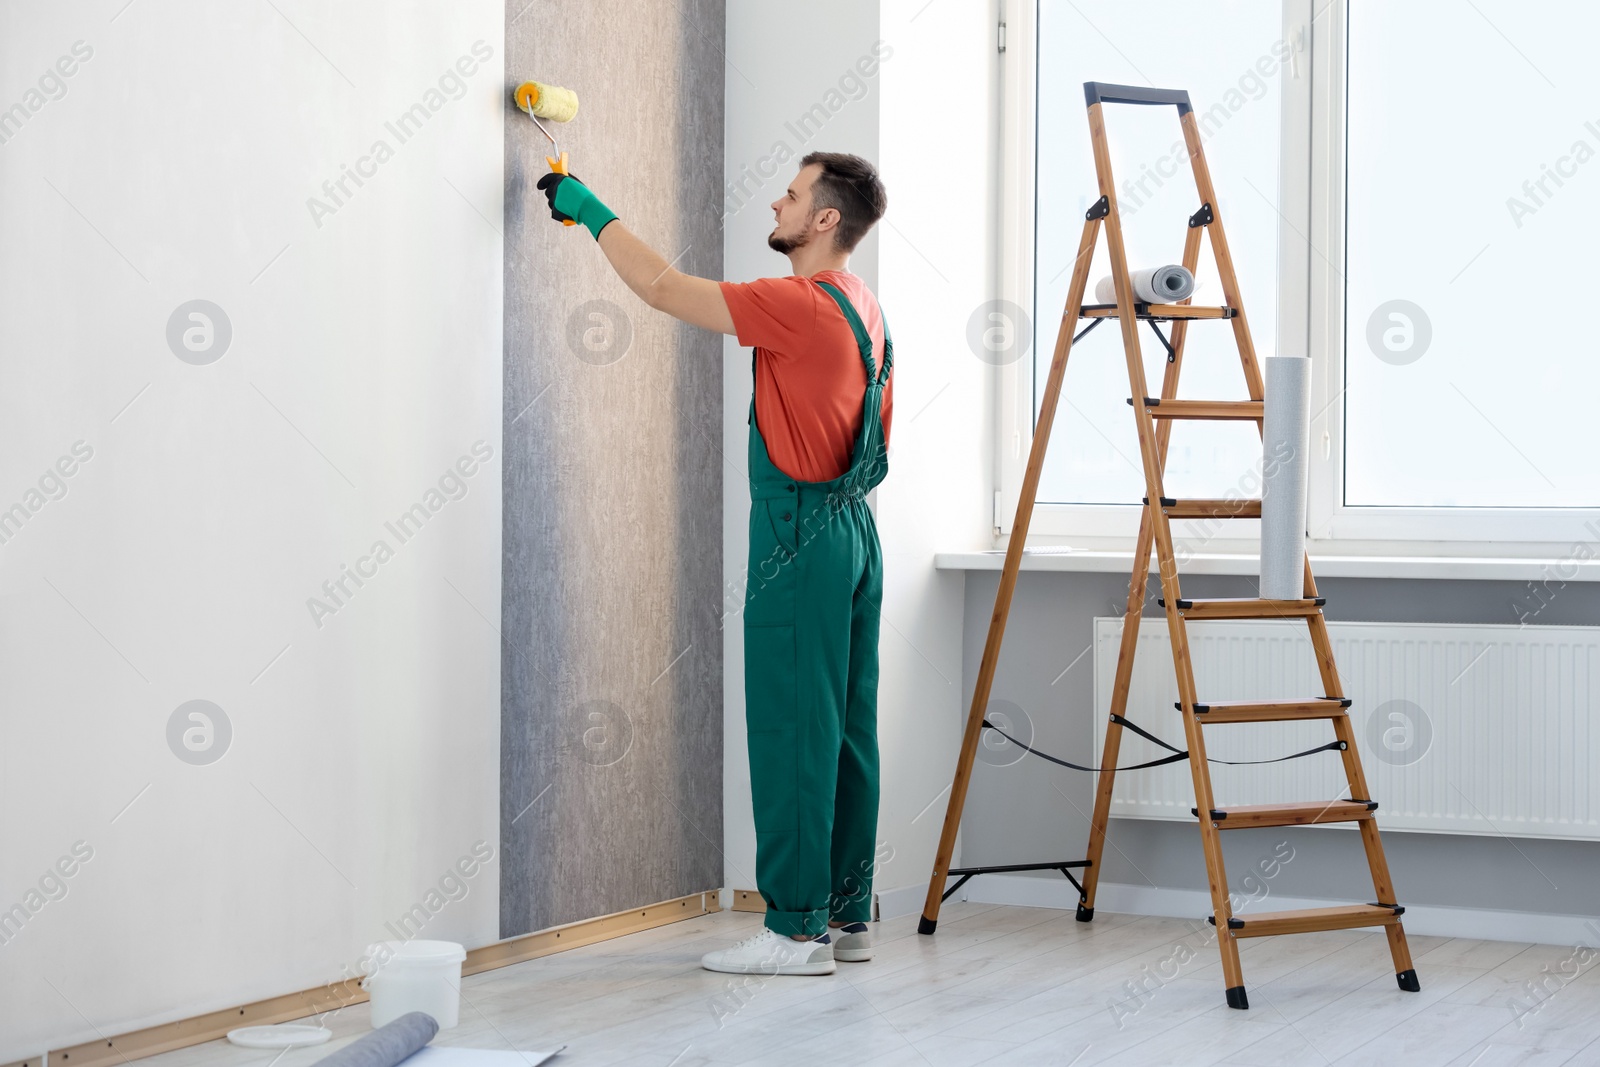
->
<box><xmin>979</xmin><ymin>714</ymin><xmax>1345</xmax><ymax>773</ymax></box>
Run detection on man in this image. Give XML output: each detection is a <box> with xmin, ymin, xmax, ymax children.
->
<box><xmin>536</xmin><ymin>152</ymin><xmax>890</xmax><ymax>977</ymax></box>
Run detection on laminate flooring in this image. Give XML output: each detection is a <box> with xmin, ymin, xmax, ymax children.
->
<box><xmin>136</xmin><ymin>901</ymin><xmax>1600</xmax><ymax>1067</ymax></box>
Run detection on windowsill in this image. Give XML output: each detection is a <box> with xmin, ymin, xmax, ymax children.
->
<box><xmin>933</xmin><ymin>548</ymin><xmax>1599</xmax><ymax>583</ymax></box>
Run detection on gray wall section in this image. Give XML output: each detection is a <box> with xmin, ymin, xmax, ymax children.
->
<box><xmin>959</xmin><ymin>570</ymin><xmax>1600</xmax><ymax>917</ymax></box>
<box><xmin>500</xmin><ymin>0</ymin><xmax>725</xmax><ymax>939</ymax></box>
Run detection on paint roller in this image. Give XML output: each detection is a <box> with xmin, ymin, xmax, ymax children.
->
<box><xmin>514</xmin><ymin>81</ymin><xmax>581</xmax><ymax>225</ymax></box>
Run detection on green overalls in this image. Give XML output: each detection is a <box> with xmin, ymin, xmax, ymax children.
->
<box><xmin>743</xmin><ymin>280</ymin><xmax>892</xmax><ymax>939</ymax></box>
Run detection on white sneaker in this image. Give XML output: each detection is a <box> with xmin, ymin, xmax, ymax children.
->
<box><xmin>831</xmin><ymin>921</ymin><xmax>873</xmax><ymax>962</ymax></box>
<box><xmin>700</xmin><ymin>927</ymin><xmax>835</xmax><ymax>975</ymax></box>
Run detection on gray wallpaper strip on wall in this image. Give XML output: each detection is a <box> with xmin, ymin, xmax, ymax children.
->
<box><xmin>501</xmin><ymin>0</ymin><xmax>726</xmax><ymax>939</ymax></box>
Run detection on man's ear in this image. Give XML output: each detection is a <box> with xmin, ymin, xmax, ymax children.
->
<box><xmin>814</xmin><ymin>206</ymin><xmax>841</xmax><ymax>236</ymax></box>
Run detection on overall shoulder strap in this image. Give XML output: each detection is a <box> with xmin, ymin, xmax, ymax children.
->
<box><xmin>878</xmin><ymin>313</ymin><xmax>893</xmax><ymax>385</ymax></box>
<box><xmin>814</xmin><ymin>279</ymin><xmax>880</xmax><ymax>384</ymax></box>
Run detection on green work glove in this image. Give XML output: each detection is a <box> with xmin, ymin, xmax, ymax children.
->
<box><xmin>535</xmin><ymin>172</ymin><xmax>618</xmax><ymax>240</ymax></box>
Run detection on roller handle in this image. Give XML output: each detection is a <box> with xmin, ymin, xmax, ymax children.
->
<box><xmin>546</xmin><ymin>152</ymin><xmax>576</xmax><ymax>224</ymax></box>
<box><xmin>1083</xmin><ymin>81</ymin><xmax>1192</xmax><ymax>115</ymax></box>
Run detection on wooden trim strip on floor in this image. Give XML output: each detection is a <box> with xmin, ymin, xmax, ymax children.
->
<box><xmin>730</xmin><ymin>888</ymin><xmax>767</xmax><ymax>913</ymax></box>
<box><xmin>16</xmin><ymin>890</ymin><xmax>720</xmax><ymax>1067</ymax></box>
<box><xmin>465</xmin><ymin>890</ymin><xmax>719</xmax><ymax>974</ymax></box>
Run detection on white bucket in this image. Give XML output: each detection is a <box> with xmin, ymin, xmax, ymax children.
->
<box><xmin>362</xmin><ymin>940</ymin><xmax>466</xmax><ymax>1030</ymax></box>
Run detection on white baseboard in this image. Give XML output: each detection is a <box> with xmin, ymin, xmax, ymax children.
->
<box><xmin>874</xmin><ymin>881</ymin><xmax>933</xmax><ymax>922</ymax></box>
<box><xmin>959</xmin><ymin>873</ymin><xmax>1600</xmax><ymax>948</ymax></box>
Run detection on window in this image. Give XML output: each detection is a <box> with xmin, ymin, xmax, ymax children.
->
<box><xmin>1000</xmin><ymin>0</ymin><xmax>1599</xmax><ymax>548</ymax></box>
<box><xmin>1032</xmin><ymin>0</ymin><xmax>1287</xmax><ymax>508</ymax></box>
<box><xmin>1344</xmin><ymin>1</ymin><xmax>1600</xmax><ymax>511</ymax></box>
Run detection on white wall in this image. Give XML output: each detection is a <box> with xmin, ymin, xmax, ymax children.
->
<box><xmin>0</xmin><ymin>2</ymin><xmax>503</xmax><ymax>1058</ymax></box>
<box><xmin>722</xmin><ymin>0</ymin><xmax>997</xmax><ymax>916</ymax></box>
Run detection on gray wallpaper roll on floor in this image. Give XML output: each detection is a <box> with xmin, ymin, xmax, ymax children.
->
<box><xmin>501</xmin><ymin>0</ymin><xmax>725</xmax><ymax>939</ymax></box>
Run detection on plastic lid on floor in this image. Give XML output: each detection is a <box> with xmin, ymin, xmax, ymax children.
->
<box><xmin>226</xmin><ymin>1024</ymin><xmax>332</xmax><ymax>1049</ymax></box>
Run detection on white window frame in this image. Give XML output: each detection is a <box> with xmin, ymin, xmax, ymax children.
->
<box><xmin>996</xmin><ymin>0</ymin><xmax>1600</xmax><ymax>557</ymax></box>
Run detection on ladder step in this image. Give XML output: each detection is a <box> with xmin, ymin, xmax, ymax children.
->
<box><xmin>1191</xmin><ymin>800</ymin><xmax>1378</xmax><ymax>828</ymax></box>
<box><xmin>1082</xmin><ymin>303</ymin><xmax>1237</xmax><ymax>320</ymax></box>
<box><xmin>1128</xmin><ymin>397</ymin><xmax>1263</xmax><ymax>420</ymax></box>
<box><xmin>1157</xmin><ymin>597</ymin><xmax>1325</xmax><ymax>619</ymax></box>
<box><xmin>1209</xmin><ymin>903</ymin><xmax>1405</xmax><ymax>938</ymax></box>
<box><xmin>1184</xmin><ymin>697</ymin><xmax>1352</xmax><ymax>723</ymax></box>
<box><xmin>1145</xmin><ymin>496</ymin><xmax>1261</xmax><ymax>519</ymax></box>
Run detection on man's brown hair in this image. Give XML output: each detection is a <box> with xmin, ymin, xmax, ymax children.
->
<box><xmin>801</xmin><ymin>151</ymin><xmax>887</xmax><ymax>252</ymax></box>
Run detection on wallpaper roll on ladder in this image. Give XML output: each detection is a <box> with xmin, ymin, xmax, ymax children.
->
<box><xmin>1260</xmin><ymin>356</ymin><xmax>1311</xmax><ymax>601</ymax></box>
<box><xmin>1093</xmin><ymin>265</ymin><xmax>1196</xmax><ymax>305</ymax></box>
<box><xmin>310</xmin><ymin>1013</ymin><xmax>438</xmax><ymax>1067</ymax></box>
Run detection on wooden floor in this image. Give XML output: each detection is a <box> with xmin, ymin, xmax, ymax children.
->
<box><xmin>140</xmin><ymin>901</ymin><xmax>1600</xmax><ymax>1066</ymax></box>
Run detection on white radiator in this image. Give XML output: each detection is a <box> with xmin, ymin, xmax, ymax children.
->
<box><xmin>1091</xmin><ymin>618</ymin><xmax>1600</xmax><ymax>841</ymax></box>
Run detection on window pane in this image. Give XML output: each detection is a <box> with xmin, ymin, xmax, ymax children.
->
<box><xmin>1034</xmin><ymin>1</ymin><xmax>1285</xmax><ymax>505</ymax></box>
<box><xmin>1345</xmin><ymin>1</ymin><xmax>1600</xmax><ymax>508</ymax></box>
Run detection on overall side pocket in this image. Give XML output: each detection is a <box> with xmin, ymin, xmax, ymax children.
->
<box><xmin>763</xmin><ymin>498</ymin><xmax>799</xmax><ymax>557</ymax></box>
<box><xmin>745</xmin><ymin>501</ymin><xmax>798</xmax><ymax>627</ymax></box>
<box><xmin>744</xmin><ymin>622</ymin><xmax>798</xmax><ymax>832</ymax></box>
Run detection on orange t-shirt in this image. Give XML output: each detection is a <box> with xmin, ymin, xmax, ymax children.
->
<box><xmin>719</xmin><ymin>269</ymin><xmax>892</xmax><ymax>484</ymax></box>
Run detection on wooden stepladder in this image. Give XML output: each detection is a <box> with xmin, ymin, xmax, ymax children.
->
<box><xmin>918</xmin><ymin>83</ymin><xmax>1419</xmax><ymax>1009</ymax></box>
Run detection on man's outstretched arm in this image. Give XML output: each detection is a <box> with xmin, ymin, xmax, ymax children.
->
<box><xmin>537</xmin><ymin>172</ymin><xmax>735</xmax><ymax>336</ymax></box>
<box><xmin>596</xmin><ymin>223</ymin><xmax>736</xmax><ymax>336</ymax></box>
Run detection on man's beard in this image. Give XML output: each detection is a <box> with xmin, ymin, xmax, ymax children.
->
<box><xmin>767</xmin><ymin>225</ymin><xmax>811</xmax><ymax>255</ymax></box>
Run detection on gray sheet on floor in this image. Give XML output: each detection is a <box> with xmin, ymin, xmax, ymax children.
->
<box><xmin>311</xmin><ymin>1013</ymin><xmax>437</xmax><ymax>1067</ymax></box>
